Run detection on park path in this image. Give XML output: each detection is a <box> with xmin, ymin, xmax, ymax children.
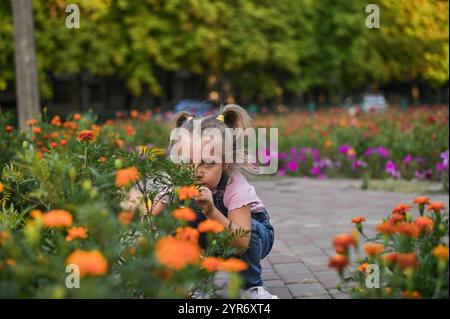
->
<box><xmin>215</xmin><ymin>177</ymin><xmax>449</xmax><ymax>299</ymax></box>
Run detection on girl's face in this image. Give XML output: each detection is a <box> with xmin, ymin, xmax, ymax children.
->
<box><xmin>178</xmin><ymin>137</ymin><xmax>227</xmax><ymax>191</ymax></box>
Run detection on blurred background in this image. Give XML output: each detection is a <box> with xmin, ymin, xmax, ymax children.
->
<box><xmin>0</xmin><ymin>0</ymin><xmax>448</xmax><ymax>120</ymax></box>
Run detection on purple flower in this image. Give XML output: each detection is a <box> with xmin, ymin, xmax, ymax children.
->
<box><xmin>352</xmin><ymin>160</ymin><xmax>367</xmax><ymax>171</ymax></box>
<box><xmin>365</xmin><ymin>146</ymin><xmax>390</xmax><ymax>158</ymax></box>
<box><xmin>436</xmin><ymin>163</ymin><xmax>445</xmax><ymax>171</ymax></box>
<box><xmin>441</xmin><ymin>150</ymin><xmax>449</xmax><ymax>171</ymax></box>
<box><xmin>403</xmin><ymin>154</ymin><xmax>414</xmax><ymax>165</ymax></box>
<box><xmin>278</xmin><ymin>152</ymin><xmax>288</xmax><ymax>160</ymax></box>
<box><xmin>339</xmin><ymin>145</ymin><xmax>352</xmax><ymax>155</ymax></box>
<box><xmin>415</xmin><ymin>170</ymin><xmax>425</xmax><ymax>180</ymax></box>
<box><xmin>415</xmin><ymin>157</ymin><xmax>426</xmax><ymax>165</ymax></box>
<box><xmin>310</xmin><ymin>166</ymin><xmax>321</xmax><ymax>176</ymax></box>
<box><xmin>385</xmin><ymin>160</ymin><xmax>401</xmax><ymax>179</ymax></box>
<box><xmin>287</xmin><ymin>160</ymin><xmax>298</xmax><ymax>172</ymax></box>
<box><xmin>277</xmin><ymin>169</ymin><xmax>286</xmax><ymax>177</ymax></box>
<box><xmin>290</xmin><ymin>147</ymin><xmax>297</xmax><ymax>156</ymax></box>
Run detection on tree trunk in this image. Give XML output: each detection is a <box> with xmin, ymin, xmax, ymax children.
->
<box><xmin>11</xmin><ymin>0</ymin><xmax>40</xmax><ymax>131</ymax></box>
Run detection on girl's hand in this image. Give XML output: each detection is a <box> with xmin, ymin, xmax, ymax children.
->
<box><xmin>195</xmin><ymin>186</ymin><xmax>215</xmax><ymax>217</ymax></box>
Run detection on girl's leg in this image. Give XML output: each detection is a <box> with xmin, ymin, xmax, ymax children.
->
<box><xmin>239</xmin><ymin>217</ymin><xmax>274</xmax><ymax>289</ymax></box>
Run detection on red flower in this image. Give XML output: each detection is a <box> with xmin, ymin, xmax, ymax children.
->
<box><xmin>329</xmin><ymin>255</ymin><xmax>348</xmax><ymax>271</ymax></box>
<box><xmin>427</xmin><ymin>202</ymin><xmax>445</xmax><ymax>213</ymax></box>
<box><xmin>5</xmin><ymin>125</ymin><xmax>13</xmax><ymax>133</ymax></box>
<box><xmin>391</xmin><ymin>204</ymin><xmax>410</xmax><ymax>215</ymax></box>
<box><xmin>76</xmin><ymin>130</ymin><xmax>96</xmax><ymax>142</ymax></box>
<box><xmin>413</xmin><ymin>196</ymin><xmax>430</xmax><ymax>205</ymax></box>
<box><xmin>351</xmin><ymin>217</ymin><xmax>366</xmax><ymax>224</ymax></box>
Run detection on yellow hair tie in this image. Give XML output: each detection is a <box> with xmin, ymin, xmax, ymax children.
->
<box><xmin>216</xmin><ymin>114</ymin><xmax>225</xmax><ymax>122</ymax></box>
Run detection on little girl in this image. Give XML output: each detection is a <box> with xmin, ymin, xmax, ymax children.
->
<box><xmin>131</xmin><ymin>104</ymin><xmax>277</xmax><ymax>299</ymax></box>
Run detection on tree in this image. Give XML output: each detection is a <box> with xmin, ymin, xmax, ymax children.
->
<box><xmin>11</xmin><ymin>0</ymin><xmax>40</xmax><ymax>130</ymax></box>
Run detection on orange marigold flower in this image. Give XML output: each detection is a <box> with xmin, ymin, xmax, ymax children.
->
<box><xmin>389</xmin><ymin>213</ymin><xmax>405</xmax><ymax>225</ymax></box>
<box><xmin>396</xmin><ymin>222</ymin><xmax>420</xmax><ymax>238</ymax></box>
<box><xmin>73</xmin><ymin>113</ymin><xmax>81</xmax><ymax>121</ymax></box>
<box><xmin>155</xmin><ymin>236</ymin><xmax>201</xmax><ymax>270</ymax></box>
<box><xmin>0</xmin><ymin>230</ymin><xmax>10</xmax><ymax>246</ymax></box>
<box><xmin>65</xmin><ymin>250</ymin><xmax>108</xmax><ymax>277</ymax></box>
<box><xmin>116</xmin><ymin>139</ymin><xmax>125</xmax><ymax>147</ymax></box>
<box><xmin>172</xmin><ymin>207</ymin><xmax>197</xmax><ymax>222</ymax></box>
<box><xmin>433</xmin><ymin>245</ymin><xmax>449</xmax><ymax>261</ymax></box>
<box><xmin>201</xmin><ymin>257</ymin><xmax>224</xmax><ymax>272</ymax></box>
<box><xmin>352</xmin><ymin>217</ymin><xmax>366</xmax><ymax>224</ymax></box>
<box><xmin>391</xmin><ymin>204</ymin><xmax>410</xmax><ymax>215</ymax></box>
<box><xmin>30</xmin><ymin>209</ymin><xmax>43</xmax><ymax>219</ymax></box>
<box><xmin>125</xmin><ymin>126</ymin><xmax>135</xmax><ymax>136</ymax></box>
<box><xmin>413</xmin><ymin>196</ymin><xmax>430</xmax><ymax>205</ymax></box>
<box><xmin>60</xmin><ymin>139</ymin><xmax>67</xmax><ymax>146</ymax></box>
<box><xmin>427</xmin><ymin>202</ymin><xmax>445</xmax><ymax>213</ymax></box>
<box><xmin>6</xmin><ymin>259</ymin><xmax>16</xmax><ymax>266</ymax></box>
<box><xmin>396</xmin><ymin>253</ymin><xmax>419</xmax><ymax>270</ymax></box>
<box><xmin>376</xmin><ymin>222</ymin><xmax>396</xmax><ymax>235</ymax></box>
<box><xmin>364</xmin><ymin>243</ymin><xmax>384</xmax><ymax>257</ymax></box>
<box><xmin>50</xmin><ymin>142</ymin><xmax>58</xmax><ymax>148</ymax></box>
<box><xmin>403</xmin><ymin>290</ymin><xmax>422</xmax><ymax>299</ymax></box>
<box><xmin>382</xmin><ymin>252</ymin><xmax>399</xmax><ymax>265</ymax></box>
<box><xmin>76</xmin><ymin>130</ymin><xmax>96</xmax><ymax>142</ymax></box>
<box><xmin>220</xmin><ymin>258</ymin><xmax>248</xmax><ymax>272</ymax></box>
<box><xmin>118</xmin><ymin>211</ymin><xmax>134</xmax><ymax>225</ymax></box>
<box><xmin>332</xmin><ymin>233</ymin><xmax>356</xmax><ymax>251</ymax></box>
<box><xmin>178</xmin><ymin>186</ymin><xmax>200</xmax><ymax>200</ymax></box>
<box><xmin>328</xmin><ymin>255</ymin><xmax>348</xmax><ymax>271</ymax></box>
<box><xmin>42</xmin><ymin>210</ymin><xmax>73</xmax><ymax>227</ymax></box>
<box><xmin>66</xmin><ymin>227</ymin><xmax>89</xmax><ymax>242</ymax></box>
<box><xmin>130</xmin><ymin>110</ymin><xmax>139</xmax><ymax>118</ymax></box>
<box><xmin>175</xmin><ymin>226</ymin><xmax>199</xmax><ymax>243</ymax></box>
<box><xmin>32</xmin><ymin>127</ymin><xmax>42</xmax><ymax>134</ymax></box>
<box><xmin>0</xmin><ymin>182</ymin><xmax>4</xmax><ymax>193</ymax></box>
<box><xmin>115</xmin><ymin>166</ymin><xmax>140</xmax><ymax>187</ymax></box>
<box><xmin>50</xmin><ymin>132</ymin><xmax>59</xmax><ymax>139</ymax></box>
<box><xmin>26</xmin><ymin>119</ymin><xmax>38</xmax><ymax>126</ymax></box>
<box><xmin>358</xmin><ymin>262</ymin><xmax>370</xmax><ymax>273</ymax></box>
<box><xmin>198</xmin><ymin>219</ymin><xmax>225</xmax><ymax>233</ymax></box>
<box><xmin>414</xmin><ymin>216</ymin><xmax>434</xmax><ymax>233</ymax></box>
<box><xmin>51</xmin><ymin>115</ymin><xmax>62</xmax><ymax>126</ymax></box>
<box><xmin>5</xmin><ymin>125</ymin><xmax>13</xmax><ymax>133</ymax></box>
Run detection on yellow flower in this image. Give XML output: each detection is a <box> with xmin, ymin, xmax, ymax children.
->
<box><xmin>433</xmin><ymin>245</ymin><xmax>449</xmax><ymax>261</ymax></box>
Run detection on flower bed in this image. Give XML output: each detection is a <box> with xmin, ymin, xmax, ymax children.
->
<box><xmin>254</xmin><ymin>106</ymin><xmax>449</xmax><ymax>192</ymax></box>
<box><xmin>0</xmin><ymin>111</ymin><xmax>247</xmax><ymax>298</ymax></box>
<box><xmin>329</xmin><ymin>198</ymin><xmax>449</xmax><ymax>299</ymax></box>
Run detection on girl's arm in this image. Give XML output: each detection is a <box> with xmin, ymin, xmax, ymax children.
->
<box><xmin>195</xmin><ymin>186</ymin><xmax>251</xmax><ymax>255</ymax></box>
<box><xmin>210</xmin><ymin>205</ymin><xmax>252</xmax><ymax>255</ymax></box>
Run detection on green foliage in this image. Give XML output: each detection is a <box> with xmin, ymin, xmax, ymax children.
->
<box><xmin>0</xmin><ymin>0</ymin><xmax>448</xmax><ymax>99</ymax></box>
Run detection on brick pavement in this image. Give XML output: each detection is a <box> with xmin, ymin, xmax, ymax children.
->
<box><xmin>215</xmin><ymin>177</ymin><xmax>449</xmax><ymax>299</ymax></box>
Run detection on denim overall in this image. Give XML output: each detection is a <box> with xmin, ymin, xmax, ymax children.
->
<box><xmin>191</xmin><ymin>173</ymin><xmax>275</xmax><ymax>290</ymax></box>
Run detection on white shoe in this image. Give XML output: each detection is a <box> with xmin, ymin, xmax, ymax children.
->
<box><xmin>244</xmin><ymin>286</ymin><xmax>278</xmax><ymax>299</ymax></box>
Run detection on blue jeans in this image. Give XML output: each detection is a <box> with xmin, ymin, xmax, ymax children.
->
<box><xmin>239</xmin><ymin>210</ymin><xmax>275</xmax><ymax>290</ymax></box>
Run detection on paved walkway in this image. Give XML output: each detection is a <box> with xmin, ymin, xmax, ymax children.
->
<box><xmin>215</xmin><ymin>177</ymin><xmax>449</xmax><ymax>299</ymax></box>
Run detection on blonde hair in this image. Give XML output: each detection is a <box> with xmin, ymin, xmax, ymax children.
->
<box><xmin>168</xmin><ymin>104</ymin><xmax>258</xmax><ymax>176</ymax></box>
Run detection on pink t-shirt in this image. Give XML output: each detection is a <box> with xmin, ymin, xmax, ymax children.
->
<box><xmin>216</xmin><ymin>172</ymin><xmax>266</xmax><ymax>213</ymax></box>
